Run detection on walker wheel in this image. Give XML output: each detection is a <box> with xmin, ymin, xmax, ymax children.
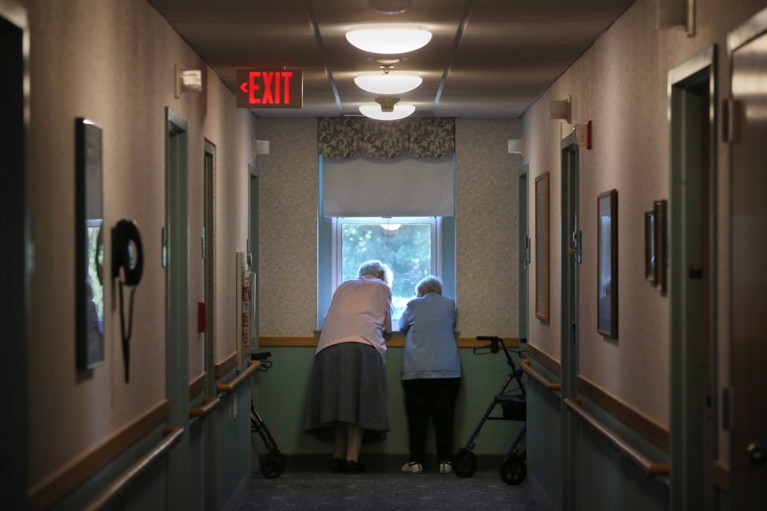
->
<box><xmin>500</xmin><ymin>456</ymin><xmax>526</xmax><ymax>485</ymax></box>
<box><xmin>453</xmin><ymin>448</ymin><xmax>478</xmax><ymax>478</ymax></box>
<box><xmin>260</xmin><ymin>452</ymin><xmax>286</xmax><ymax>479</ymax></box>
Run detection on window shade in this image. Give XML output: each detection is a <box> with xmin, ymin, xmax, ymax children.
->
<box><xmin>322</xmin><ymin>156</ymin><xmax>454</xmax><ymax>217</ymax></box>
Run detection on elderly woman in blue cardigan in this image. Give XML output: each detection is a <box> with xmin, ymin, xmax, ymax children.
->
<box><xmin>398</xmin><ymin>275</ymin><xmax>461</xmax><ymax>474</ymax></box>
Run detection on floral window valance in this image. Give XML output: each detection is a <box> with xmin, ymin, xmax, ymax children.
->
<box><xmin>317</xmin><ymin>117</ymin><xmax>455</xmax><ymax>159</ymax></box>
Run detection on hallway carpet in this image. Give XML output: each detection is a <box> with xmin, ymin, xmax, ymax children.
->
<box><xmin>237</xmin><ymin>458</ymin><xmax>535</xmax><ymax>510</ymax></box>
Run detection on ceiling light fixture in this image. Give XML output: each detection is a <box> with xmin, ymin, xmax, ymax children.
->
<box><xmin>354</xmin><ymin>68</ymin><xmax>422</xmax><ymax>95</ymax></box>
<box><xmin>368</xmin><ymin>0</ymin><xmax>412</xmax><ymax>15</ymax></box>
<box><xmin>346</xmin><ymin>27</ymin><xmax>432</xmax><ymax>54</ymax></box>
<box><xmin>359</xmin><ymin>98</ymin><xmax>415</xmax><ymax>121</ymax></box>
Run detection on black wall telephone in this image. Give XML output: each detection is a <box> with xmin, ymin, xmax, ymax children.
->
<box><xmin>112</xmin><ymin>219</ymin><xmax>144</xmax><ymax>383</ymax></box>
<box><xmin>112</xmin><ymin>219</ymin><xmax>144</xmax><ymax>286</ymax></box>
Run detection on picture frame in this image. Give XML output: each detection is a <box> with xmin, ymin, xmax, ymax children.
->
<box><xmin>653</xmin><ymin>199</ymin><xmax>668</xmax><ymax>294</ymax></box>
<box><xmin>644</xmin><ymin>210</ymin><xmax>656</xmax><ymax>283</ymax></box>
<box><xmin>75</xmin><ymin>118</ymin><xmax>105</xmax><ymax>371</ymax></box>
<box><xmin>535</xmin><ymin>172</ymin><xmax>550</xmax><ymax>321</ymax></box>
<box><xmin>597</xmin><ymin>189</ymin><xmax>618</xmax><ymax>338</ymax></box>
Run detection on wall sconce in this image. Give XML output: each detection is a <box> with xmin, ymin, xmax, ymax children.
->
<box><xmin>574</xmin><ymin>121</ymin><xmax>592</xmax><ymax>150</ymax></box>
<box><xmin>252</xmin><ymin>139</ymin><xmax>270</xmax><ymax>157</ymax></box>
<box><xmin>174</xmin><ymin>64</ymin><xmax>203</xmax><ymax>98</ymax></box>
<box><xmin>549</xmin><ymin>96</ymin><xmax>571</xmax><ymax>123</ymax></box>
<box><xmin>508</xmin><ymin>138</ymin><xmax>524</xmax><ymax>154</ymax></box>
<box><xmin>657</xmin><ymin>0</ymin><xmax>695</xmax><ymax>37</ymax></box>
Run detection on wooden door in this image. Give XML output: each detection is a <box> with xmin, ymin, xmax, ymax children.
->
<box><xmin>729</xmin><ymin>10</ymin><xmax>767</xmax><ymax>509</ymax></box>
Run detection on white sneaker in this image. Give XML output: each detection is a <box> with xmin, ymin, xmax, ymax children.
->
<box><xmin>439</xmin><ymin>462</ymin><xmax>453</xmax><ymax>474</ymax></box>
<box><xmin>401</xmin><ymin>461</ymin><xmax>423</xmax><ymax>473</ymax></box>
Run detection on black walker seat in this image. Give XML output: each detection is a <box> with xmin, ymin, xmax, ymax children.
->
<box><xmin>250</xmin><ymin>352</ymin><xmax>287</xmax><ymax>479</ymax></box>
<box><xmin>453</xmin><ymin>336</ymin><xmax>528</xmax><ymax>485</ymax></box>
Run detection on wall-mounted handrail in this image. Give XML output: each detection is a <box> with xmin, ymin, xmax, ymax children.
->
<box><xmin>82</xmin><ymin>426</ymin><xmax>184</xmax><ymax>511</ymax></box>
<box><xmin>189</xmin><ymin>396</ymin><xmax>221</xmax><ymax>418</ymax></box>
<box><xmin>27</xmin><ymin>400</ymin><xmax>169</xmax><ymax>511</ymax></box>
<box><xmin>213</xmin><ymin>350</ymin><xmax>239</xmax><ymax>378</ymax></box>
<box><xmin>520</xmin><ymin>359</ymin><xmax>561</xmax><ymax>391</ymax></box>
<box><xmin>564</xmin><ymin>397</ymin><xmax>670</xmax><ymax>476</ymax></box>
<box><xmin>216</xmin><ymin>360</ymin><xmax>260</xmax><ymax>394</ymax></box>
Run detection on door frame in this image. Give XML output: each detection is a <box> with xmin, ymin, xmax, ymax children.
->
<box><xmin>0</xmin><ymin>1</ymin><xmax>28</xmax><ymax>506</ymax></box>
<box><xmin>203</xmin><ymin>138</ymin><xmax>217</xmax><ymax>509</ymax></box>
<box><xmin>668</xmin><ymin>45</ymin><xmax>718</xmax><ymax>511</ymax></box>
<box><xmin>560</xmin><ymin>134</ymin><xmax>580</xmax><ymax>511</ymax></box>
<box><xmin>519</xmin><ymin>164</ymin><xmax>530</xmax><ymax>341</ymax></box>
<box><xmin>248</xmin><ymin>166</ymin><xmax>259</xmax><ymax>349</ymax></box>
<box><xmin>165</xmin><ymin>107</ymin><xmax>191</xmax><ymax>508</ymax></box>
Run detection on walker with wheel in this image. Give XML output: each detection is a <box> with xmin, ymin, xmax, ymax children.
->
<box><xmin>453</xmin><ymin>336</ymin><xmax>527</xmax><ymax>485</ymax></box>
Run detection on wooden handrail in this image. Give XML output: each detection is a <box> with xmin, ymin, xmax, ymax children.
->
<box><xmin>213</xmin><ymin>351</ymin><xmax>239</xmax><ymax>378</ymax></box>
<box><xmin>520</xmin><ymin>359</ymin><xmax>561</xmax><ymax>391</ymax></box>
<box><xmin>82</xmin><ymin>426</ymin><xmax>184</xmax><ymax>511</ymax></box>
<box><xmin>27</xmin><ymin>400</ymin><xmax>169</xmax><ymax>511</ymax></box>
<box><xmin>189</xmin><ymin>396</ymin><xmax>221</xmax><ymax>418</ymax></box>
<box><xmin>527</xmin><ymin>344</ymin><xmax>562</xmax><ymax>377</ymax></box>
<box><xmin>564</xmin><ymin>397</ymin><xmax>670</xmax><ymax>476</ymax></box>
<box><xmin>259</xmin><ymin>335</ymin><xmax>520</xmax><ymax>349</ymax></box>
<box><xmin>576</xmin><ymin>375</ymin><xmax>669</xmax><ymax>452</ymax></box>
<box><xmin>216</xmin><ymin>360</ymin><xmax>260</xmax><ymax>394</ymax></box>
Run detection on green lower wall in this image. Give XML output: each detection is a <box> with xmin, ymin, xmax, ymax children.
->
<box><xmin>253</xmin><ymin>346</ymin><xmax>525</xmax><ymax>460</ymax></box>
<box><xmin>217</xmin><ymin>382</ymin><xmax>253</xmax><ymax>509</ymax></box>
<box><xmin>526</xmin><ymin>368</ymin><xmax>670</xmax><ymax>511</ymax></box>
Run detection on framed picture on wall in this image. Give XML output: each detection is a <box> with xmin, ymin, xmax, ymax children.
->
<box><xmin>597</xmin><ymin>189</ymin><xmax>618</xmax><ymax>338</ymax></box>
<box><xmin>75</xmin><ymin>118</ymin><xmax>105</xmax><ymax>371</ymax></box>
<box><xmin>653</xmin><ymin>199</ymin><xmax>668</xmax><ymax>294</ymax></box>
<box><xmin>644</xmin><ymin>210</ymin><xmax>656</xmax><ymax>283</ymax></box>
<box><xmin>535</xmin><ymin>172</ymin><xmax>550</xmax><ymax>321</ymax></box>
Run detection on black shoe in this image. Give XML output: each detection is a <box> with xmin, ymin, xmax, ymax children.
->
<box><xmin>345</xmin><ymin>460</ymin><xmax>365</xmax><ymax>474</ymax></box>
<box><xmin>330</xmin><ymin>458</ymin><xmax>346</xmax><ymax>473</ymax></box>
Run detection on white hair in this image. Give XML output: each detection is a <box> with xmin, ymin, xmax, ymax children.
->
<box><xmin>416</xmin><ymin>275</ymin><xmax>443</xmax><ymax>297</ymax></box>
<box><xmin>357</xmin><ymin>260</ymin><xmax>392</xmax><ymax>285</ymax></box>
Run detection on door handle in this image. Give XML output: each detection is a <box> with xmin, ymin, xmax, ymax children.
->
<box><xmin>748</xmin><ymin>443</ymin><xmax>766</xmax><ymax>466</ymax></box>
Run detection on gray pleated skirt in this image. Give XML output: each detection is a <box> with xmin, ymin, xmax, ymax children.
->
<box><xmin>303</xmin><ymin>342</ymin><xmax>389</xmax><ymax>440</ymax></box>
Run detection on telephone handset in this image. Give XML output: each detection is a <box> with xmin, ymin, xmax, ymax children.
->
<box><xmin>112</xmin><ymin>219</ymin><xmax>144</xmax><ymax>383</ymax></box>
<box><xmin>112</xmin><ymin>219</ymin><xmax>144</xmax><ymax>286</ymax></box>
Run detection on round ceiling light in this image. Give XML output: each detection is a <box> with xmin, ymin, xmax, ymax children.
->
<box><xmin>345</xmin><ymin>27</ymin><xmax>432</xmax><ymax>54</ymax></box>
<box><xmin>368</xmin><ymin>0</ymin><xmax>412</xmax><ymax>15</ymax></box>
<box><xmin>354</xmin><ymin>71</ymin><xmax>422</xmax><ymax>94</ymax></box>
<box><xmin>359</xmin><ymin>102</ymin><xmax>416</xmax><ymax>121</ymax></box>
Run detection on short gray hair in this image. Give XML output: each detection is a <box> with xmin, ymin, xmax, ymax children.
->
<box><xmin>416</xmin><ymin>275</ymin><xmax>443</xmax><ymax>297</ymax></box>
<box><xmin>358</xmin><ymin>260</ymin><xmax>392</xmax><ymax>285</ymax></box>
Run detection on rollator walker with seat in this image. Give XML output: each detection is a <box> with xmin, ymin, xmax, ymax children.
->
<box><xmin>453</xmin><ymin>336</ymin><xmax>528</xmax><ymax>485</ymax></box>
<box><xmin>249</xmin><ymin>352</ymin><xmax>287</xmax><ymax>479</ymax></box>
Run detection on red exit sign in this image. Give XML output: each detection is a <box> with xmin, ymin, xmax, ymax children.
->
<box><xmin>236</xmin><ymin>69</ymin><xmax>303</xmax><ymax>109</ymax></box>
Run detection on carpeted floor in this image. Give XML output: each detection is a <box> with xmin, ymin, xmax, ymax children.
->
<box><xmin>237</xmin><ymin>456</ymin><xmax>536</xmax><ymax>510</ymax></box>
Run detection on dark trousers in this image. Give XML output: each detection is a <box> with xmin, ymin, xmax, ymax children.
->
<box><xmin>402</xmin><ymin>378</ymin><xmax>461</xmax><ymax>464</ymax></box>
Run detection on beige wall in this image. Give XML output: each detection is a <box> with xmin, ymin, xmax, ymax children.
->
<box><xmin>522</xmin><ymin>0</ymin><xmax>767</xmax><ymax>429</ymax></box>
<box><xmin>257</xmin><ymin>117</ymin><xmax>522</xmax><ymax>339</ymax></box>
<box><xmin>25</xmin><ymin>0</ymin><xmax>254</xmax><ymax>486</ymax></box>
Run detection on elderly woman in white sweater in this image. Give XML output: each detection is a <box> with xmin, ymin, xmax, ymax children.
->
<box><xmin>303</xmin><ymin>260</ymin><xmax>393</xmax><ymax>474</ymax></box>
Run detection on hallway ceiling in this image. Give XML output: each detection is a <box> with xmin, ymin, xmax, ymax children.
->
<box><xmin>149</xmin><ymin>0</ymin><xmax>635</xmax><ymax>118</ymax></box>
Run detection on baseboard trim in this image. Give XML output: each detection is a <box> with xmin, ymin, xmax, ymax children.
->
<box><xmin>269</xmin><ymin>453</ymin><xmax>507</xmax><ymax>473</ymax></box>
<box><xmin>528</xmin><ymin>472</ymin><xmax>559</xmax><ymax>511</ymax></box>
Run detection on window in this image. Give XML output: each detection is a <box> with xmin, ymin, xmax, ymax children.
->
<box><xmin>318</xmin><ymin>155</ymin><xmax>455</xmax><ymax>329</ymax></box>
<box><xmin>332</xmin><ymin>216</ymin><xmax>441</xmax><ymax>320</ymax></box>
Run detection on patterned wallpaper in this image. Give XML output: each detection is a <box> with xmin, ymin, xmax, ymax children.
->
<box><xmin>257</xmin><ymin>118</ymin><xmax>319</xmax><ymax>336</ymax></box>
<box><xmin>257</xmin><ymin>117</ymin><xmax>522</xmax><ymax>338</ymax></box>
<box><xmin>455</xmin><ymin>118</ymin><xmax>521</xmax><ymax>337</ymax></box>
